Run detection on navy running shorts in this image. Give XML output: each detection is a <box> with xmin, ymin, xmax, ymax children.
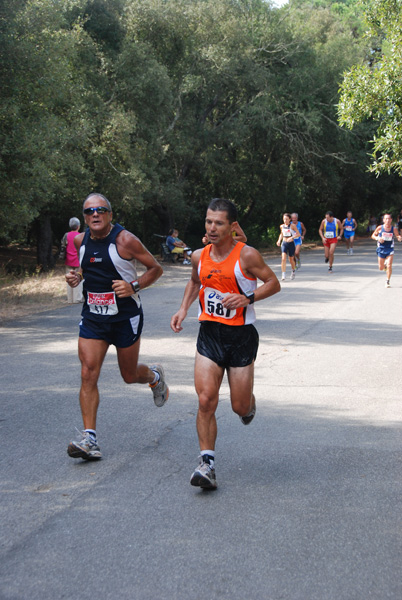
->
<box><xmin>376</xmin><ymin>247</ymin><xmax>394</xmax><ymax>260</ymax></box>
<box><xmin>196</xmin><ymin>321</ymin><xmax>259</xmax><ymax>368</ymax></box>
<box><xmin>281</xmin><ymin>240</ymin><xmax>296</xmax><ymax>257</ymax></box>
<box><xmin>79</xmin><ymin>314</ymin><xmax>144</xmax><ymax>348</ymax></box>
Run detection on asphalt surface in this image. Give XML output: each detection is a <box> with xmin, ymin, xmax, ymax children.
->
<box><xmin>0</xmin><ymin>239</ymin><xmax>401</xmax><ymax>600</ymax></box>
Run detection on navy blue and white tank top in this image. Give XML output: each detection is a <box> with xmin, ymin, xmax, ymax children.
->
<box><xmin>80</xmin><ymin>223</ymin><xmax>142</xmax><ymax>322</ymax></box>
<box><xmin>378</xmin><ymin>225</ymin><xmax>394</xmax><ymax>250</ymax></box>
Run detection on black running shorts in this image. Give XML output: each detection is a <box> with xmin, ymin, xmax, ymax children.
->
<box><xmin>79</xmin><ymin>314</ymin><xmax>144</xmax><ymax>348</ymax></box>
<box><xmin>196</xmin><ymin>321</ymin><xmax>259</xmax><ymax>368</ymax></box>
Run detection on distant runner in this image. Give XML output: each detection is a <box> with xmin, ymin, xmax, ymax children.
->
<box><xmin>276</xmin><ymin>213</ymin><xmax>300</xmax><ymax>281</ymax></box>
<box><xmin>291</xmin><ymin>213</ymin><xmax>306</xmax><ymax>269</ymax></box>
<box><xmin>371</xmin><ymin>213</ymin><xmax>402</xmax><ymax>288</ymax></box>
<box><xmin>319</xmin><ymin>211</ymin><xmax>343</xmax><ymax>273</ymax></box>
<box><xmin>342</xmin><ymin>211</ymin><xmax>357</xmax><ymax>255</ymax></box>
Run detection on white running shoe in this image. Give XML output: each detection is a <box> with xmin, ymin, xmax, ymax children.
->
<box><xmin>149</xmin><ymin>364</ymin><xmax>169</xmax><ymax>407</ymax></box>
<box><xmin>190</xmin><ymin>458</ymin><xmax>217</xmax><ymax>489</ymax></box>
<box><xmin>281</xmin><ymin>273</ymin><xmax>286</xmax><ymax>281</ymax></box>
<box><xmin>290</xmin><ymin>271</ymin><xmax>295</xmax><ymax>280</ymax></box>
<box><xmin>67</xmin><ymin>431</ymin><xmax>102</xmax><ymax>460</ymax></box>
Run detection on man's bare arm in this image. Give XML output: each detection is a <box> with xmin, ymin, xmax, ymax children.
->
<box><xmin>171</xmin><ymin>250</ymin><xmax>202</xmax><ymax>332</ymax></box>
<box><xmin>112</xmin><ymin>230</ymin><xmax>163</xmax><ymax>297</ymax></box>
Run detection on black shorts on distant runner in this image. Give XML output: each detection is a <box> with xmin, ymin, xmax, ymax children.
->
<box><xmin>196</xmin><ymin>321</ymin><xmax>259</xmax><ymax>368</ymax></box>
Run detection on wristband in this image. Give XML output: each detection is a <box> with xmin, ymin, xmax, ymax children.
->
<box><xmin>243</xmin><ymin>291</ymin><xmax>255</xmax><ymax>304</ymax></box>
<box><xmin>130</xmin><ymin>280</ymin><xmax>140</xmax><ymax>293</ymax></box>
<box><xmin>78</xmin><ymin>272</ymin><xmax>83</xmax><ymax>281</ymax></box>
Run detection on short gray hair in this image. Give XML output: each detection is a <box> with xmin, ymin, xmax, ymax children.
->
<box><xmin>83</xmin><ymin>193</ymin><xmax>112</xmax><ymax>212</ymax></box>
<box><xmin>69</xmin><ymin>217</ymin><xmax>80</xmax><ymax>230</ymax></box>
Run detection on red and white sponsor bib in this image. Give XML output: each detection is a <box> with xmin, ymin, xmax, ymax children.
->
<box><xmin>87</xmin><ymin>291</ymin><xmax>119</xmax><ymax>316</ymax></box>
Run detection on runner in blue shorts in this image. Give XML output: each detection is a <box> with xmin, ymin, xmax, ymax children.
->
<box><xmin>371</xmin><ymin>213</ymin><xmax>402</xmax><ymax>288</ymax></box>
<box><xmin>65</xmin><ymin>193</ymin><xmax>169</xmax><ymax>461</ymax></box>
<box><xmin>342</xmin><ymin>211</ymin><xmax>357</xmax><ymax>255</ymax></box>
<box><xmin>276</xmin><ymin>213</ymin><xmax>300</xmax><ymax>281</ymax></box>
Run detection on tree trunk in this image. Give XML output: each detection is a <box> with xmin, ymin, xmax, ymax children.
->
<box><xmin>36</xmin><ymin>214</ymin><xmax>55</xmax><ymax>272</ymax></box>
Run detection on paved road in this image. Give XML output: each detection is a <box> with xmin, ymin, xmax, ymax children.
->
<box><xmin>1</xmin><ymin>239</ymin><xmax>401</xmax><ymax>600</ymax></box>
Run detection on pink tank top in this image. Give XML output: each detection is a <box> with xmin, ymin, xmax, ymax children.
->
<box><xmin>65</xmin><ymin>230</ymin><xmax>80</xmax><ymax>267</ymax></box>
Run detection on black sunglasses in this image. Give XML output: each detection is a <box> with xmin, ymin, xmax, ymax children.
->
<box><xmin>83</xmin><ymin>206</ymin><xmax>110</xmax><ymax>215</ymax></box>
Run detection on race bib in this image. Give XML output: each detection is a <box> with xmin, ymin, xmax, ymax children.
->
<box><xmin>282</xmin><ymin>227</ymin><xmax>292</xmax><ymax>237</ymax></box>
<box><xmin>87</xmin><ymin>291</ymin><xmax>119</xmax><ymax>316</ymax></box>
<box><xmin>325</xmin><ymin>231</ymin><xmax>334</xmax><ymax>238</ymax></box>
<box><xmin>345</xmin><ymin>226</ymin><xmax>353</xmax><ymax>232</ymax></box>
<box><xmin>204</xmin><ymin>287</ymin><xmax>236</xmax><ymax>320</ymax></box>
<box><xmin>382</xmin><ymin>232</ymin><xmax>393</xmax><ymax>241</ymax></box>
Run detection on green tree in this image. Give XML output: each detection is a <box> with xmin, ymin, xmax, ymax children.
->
<box><xmin>338</xmin><ymin>0</ymin><xmax>402</xmax><ymax>175</ymax></box>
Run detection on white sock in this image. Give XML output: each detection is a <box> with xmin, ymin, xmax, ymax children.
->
<box><xmin>84</xmin><ymin>429</ymin><xmax>96</xmax><ymax>440</ymax></box>
<box><xmin>150</xmin><ymin>370</ymin><xmax>160</xmax><ymax>385</ymax></box>
<box><xmin>201</xmin><ymin>450</ymin><xmax>215</xmax><ymax>466</ymax></box>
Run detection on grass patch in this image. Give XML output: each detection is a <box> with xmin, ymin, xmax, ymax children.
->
<box><xmin>0</xmin><ymin>266</ymin><xmax>67</xmax><ymax>323</ymax></box>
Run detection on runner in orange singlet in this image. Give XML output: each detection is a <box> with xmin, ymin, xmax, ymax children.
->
<box><xmin>171</xmin><ymin>198</ymin><xmax>280</xmax><ymax>489</ymax></box>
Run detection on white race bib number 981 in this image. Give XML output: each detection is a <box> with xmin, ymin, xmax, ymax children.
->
<box><xmin>204</xmin><ymin>287</ymin><xmax>236</xmax><ymax>320</ymax></box>
<box><xmin>88</xmin><ymin>291</ymin><xmax>119</xmax><ymax>316</ymax></box>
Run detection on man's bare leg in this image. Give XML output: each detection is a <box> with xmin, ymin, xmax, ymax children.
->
<box><xmin>78</xmin><ymin>337</ymin><xmax>109</xmax><ymax>430</ymax></box>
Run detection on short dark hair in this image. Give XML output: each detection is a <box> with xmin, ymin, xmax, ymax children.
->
<box><xmin>325</xmin><ymin>211</ymin><xmax>333</xmax><ymax>217</ymax></box>
<box><xmin>207</xmin><ymin>198</ymin><xmax>238</xmax><ymax>223</ymax></box>
<box><xmin>83</xmin><ymin>193</ymin><xmax>112</xmax><ymax>211</ymax></box>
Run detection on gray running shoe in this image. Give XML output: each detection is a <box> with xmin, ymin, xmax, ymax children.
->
<box><xmin>149</xmin><ymin>364</ymin><xmax>169</xmax><ymax>407</ymax></box>
<box><xmin>386</xmin><ymin>280</ymin><xmax>391</xmax><ymax>288</ymax></box>
<box><xmin>240</xmin><ymin>395</ymin><xmax>256</xmax><ymax>425</ymax></box>
<box><xmin>190</xmin><ymin>457</ymin><xmax>217</xmax><ymax>489</ymax></box>
<box><xmin>67</xmin><ymin>431</ymin><xmax>102</xmax><ymax>460</ymax></box>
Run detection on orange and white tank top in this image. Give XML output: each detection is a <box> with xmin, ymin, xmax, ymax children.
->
<box><xmin>198</xmin><ymin>242</ymin><xmax>257</xmax><ymax>326</ymax></box>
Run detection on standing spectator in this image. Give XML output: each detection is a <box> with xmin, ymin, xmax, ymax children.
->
<box><xmin>60</xmin><ymin>218</ymin><xmax>83</xmax><ymax>303</ymax></box>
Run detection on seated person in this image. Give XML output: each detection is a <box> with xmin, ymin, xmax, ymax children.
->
<box><xmin>166</xmin><ymin>229</ymin><xmax>192</xmax><ymax>264</ymax></box>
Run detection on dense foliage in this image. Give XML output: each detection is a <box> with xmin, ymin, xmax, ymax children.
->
<box><xmin>338</xmin><ymin>0</ymin><xmax>402</xmax><ymax>176</ymax></box>
<box><xmin>1</xmin><ymin>0</ymin><xmax>401</xmax><ymax>268</ymax></box>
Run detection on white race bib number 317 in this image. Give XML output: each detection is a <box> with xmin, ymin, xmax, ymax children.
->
<box><xmin>204</xmin><ymin>287</ymin><xmax>236</xmax><ymax>320</ymax></box>
<box><xmin>88</xmin><ymin>291</ymin><xmax>119</xmax><ymax>316</ymax></box>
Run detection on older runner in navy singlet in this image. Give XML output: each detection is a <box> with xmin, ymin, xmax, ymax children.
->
<box><xmin>66</xmin><ymin>193</ymin><xmax>169</xmax><ymax>461</ymax></box>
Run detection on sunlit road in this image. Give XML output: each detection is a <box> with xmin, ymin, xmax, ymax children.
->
<box><xmin>1</xmin><ymin>238</ymin><xmax>401</xmax><ymax>600</ymax></box>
